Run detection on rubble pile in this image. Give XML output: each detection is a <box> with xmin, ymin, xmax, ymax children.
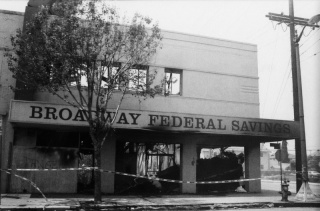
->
<box><xmin>197</xmin><ymin>151</ymin><xmax>242</xmax><ymax>193</ymax></box>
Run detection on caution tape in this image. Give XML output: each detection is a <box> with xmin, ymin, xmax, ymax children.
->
<box><xmin>100</xmin><ymin>169</ymin><xmax>261</xmax><ymax>184</ymax></box>
<box><xmin>8</xmin><ymin>167</ymin><xmax>97</xmax><ymax>172</ymax></box>
<box><xmin>0</xmin><ymin>167</ymin><xmax>261</xmax><ymax>202</ymax></box>
<box><xmin>2</xmin><ymin>167</ymin><xmax>261</xmax><ymax>184</ymax></box>
<box><xmin>0</xmin><ymin>169</ymin><xmax>47</xmax><ymax>201</ymax></box>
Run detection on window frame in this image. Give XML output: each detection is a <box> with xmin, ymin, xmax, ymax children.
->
<box><xmin>101</xmin><ymin>61</ymin><xmax>122</xmax><ymax>90</ymax></box>
<box><xmin>68</xmin><ymin>61</ymin><xmax>122</xmax><ymax>88</ymax></box>
<box><xmin>68</xmin><ymin>62</ymin><xmax>150</xmax><ymax>92</ymax></box>
<box><xmin>127</xmin><ymin>64</ymin><xmax>149</xmax><ymax>92</ymax></box>
<box><xmin>164</xmin><ymin>68</ymin><xmax>182</xmax><ymax>96</ymax></box>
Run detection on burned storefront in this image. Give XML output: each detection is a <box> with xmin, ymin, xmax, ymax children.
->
<box><xmin>1</xmin><ymin>5</ymin><xmax>299</xmax><ymax>195</ymax></box>
<box><xmin>6</xmin><ymin>100</ymin><xmax>299</xmax><ymax>194</ymax></box>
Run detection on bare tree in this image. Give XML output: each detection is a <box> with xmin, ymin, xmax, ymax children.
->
<box><xmin>6</xmin><ymin>0</ymin><xmax>162</xmax><ymax>203</ymax></box>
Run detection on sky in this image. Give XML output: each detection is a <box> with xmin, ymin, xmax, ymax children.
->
<box><xmin>0</xmin><ymin>0</ymin><xmax>319</xmax><ymax>153</ymax></box>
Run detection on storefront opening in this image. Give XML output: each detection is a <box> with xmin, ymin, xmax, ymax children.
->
<box><xmin>115</xmin><ymin>142</ymin><xmax>180</xmax><ymax>194</ymax></box>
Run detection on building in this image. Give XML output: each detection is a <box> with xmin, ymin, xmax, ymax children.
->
<box><xmin>0</xmin><ymin>1</ymin><xmax>300</xmax><ymax>195</ymax></box>
<box><xmin>260</xmin><ymin>144</ymin><xmax>271</xmax><ymax>171</ymax></box>
<box><xmin>268</xmin><ymin>150</ymin><xmax>292</xmax><ymax>171</ymax></box>
<box><xmin>0</xmin><ymin>8</ymin><xmax>25</xmax><ymax>194</ymax></box>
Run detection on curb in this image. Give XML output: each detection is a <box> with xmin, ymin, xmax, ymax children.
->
<box><xmin>2</xmin><ymin>201</ymin><xmax>320</xmax><ymax>211</ymax></box>
<box><xmin>0</xmin><ymin>206</ymin><xmax>78</xmax><ymax>211</ymax></box>
<box><xmin>94</xmin><ymin>203</ymin><xmax>273</xmax><ymax>211</ymax></box>
<box><xmin>274</xmin><ymin>201</ymin><xmax>320</xmax><ymax>208</ymax></box>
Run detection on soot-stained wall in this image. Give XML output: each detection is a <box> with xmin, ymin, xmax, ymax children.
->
<box><xmin>10</xmin><ymin>147</ymin><xmax>78</xmax><ymax>193</ymax></box>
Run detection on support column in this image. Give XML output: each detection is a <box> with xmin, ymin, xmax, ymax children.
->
<box><xmin>244</xmin><ymin>142</ymin><xmax>261</xmax><ymax>192</ymax></box>
<box><xmin>101</xmin><ymin>134</ymin><xmax>116</xmax><ymax>194</ymax></box>
<box><xmin>181</xmin><ymin>141</ymin><xmax>197</xmax><ymax>193</ymax></box>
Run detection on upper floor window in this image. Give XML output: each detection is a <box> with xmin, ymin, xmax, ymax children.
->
<box><xmin>101</xmin><ymin>61</ymin><xmax>121</xmax><ymax>90</ymax></box>
<box><xmin>128</xmin><ymin>65</ymin><xmax>148</xmax><ymax>91</ymax></box>
<box><xmin>69</xmin><ymin>61</ymin><xmax>121</xmax><ymax>89</ymax></box>
<box><xmin>165</xmin><ymin>68</ymin><xmax>182</xmax><ymax>95</ymax></box>
<box><xmin>68</xmin><ymin>62</ymin><xmax>149</xmax><ymax>93</ymax></box>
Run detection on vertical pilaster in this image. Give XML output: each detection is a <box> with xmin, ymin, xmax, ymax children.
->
<box><xmin>101</xmin><ymin>134</ymin><xmax>116</xmax><ymax>194</ymax></box>
<box><xmin>244</xmin><ymin>142</ymin><xmax>261</xmax><ymax>192</ymax></box>
<box><xmin>181</xmin><ymin>141</ymin><xmax>197</xmax><ymax>193</ymax></box>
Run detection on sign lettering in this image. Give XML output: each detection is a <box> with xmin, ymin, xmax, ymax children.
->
<box><xmin>10</xmin><ymin>101</ymin><xmax>299</xmax><ymax>138</ymax></box>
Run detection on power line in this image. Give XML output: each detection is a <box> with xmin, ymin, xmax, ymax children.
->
<box><xmin>300</xmin><ymin>28</ymin><xmax>320</xmax><ymax>47</ymax></box>
<box><xmin>244</xmin><ymin>21</ymin><xmax>272</xmax><ymax>41</ymax></box>
<box><xmin>272</xmin><ymin>58</ymin><xmax>291</xmax><ymax>117</ymax></box>
<box><xmin>262</xmin><ymin>29</ymin><xmax>280</xmax><ymax>117</ymax></box>
<box><xmin>280</xmin><ymin>22</ymin><xmax>289</xmax><ymax>32</ymax></box>
<box><xmin>302</xmin><ymin>27</ymin><xmax>313</xmax><ymax>37</ymax></box>
<box><xmin>257</xmin><ymin>34</ymin><xmax>288</xmax><ymax>50</ymax></box>
<box><xmin>301</xmin><ymin>50</ymin><xmax>320</xmax><ymax>62</ymax></box>
<box><xmin>272</xmin><ymin>59</ymin><xmax>290</xmax><ymax>117</ymax></box>
<box><xmin>300</xmin><ymin>38</ymin><xmax>320</xmax><ymax>56</ymax></box>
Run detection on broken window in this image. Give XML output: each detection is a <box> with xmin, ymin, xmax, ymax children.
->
<box><xmin>115</xmin><ymin>141</ymin><xmax>180</xmax><ymax>194</ymax></box>
<box><xmin>137</xmin><ymin>143</ymin><xmax>180</xmax><ymax>176</ymax></box>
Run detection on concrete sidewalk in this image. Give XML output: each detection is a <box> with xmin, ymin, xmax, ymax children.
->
<box><xmin>1</xmin><ymin>190</ymin><xmax>320</xmax><ymax>210</ymax></box>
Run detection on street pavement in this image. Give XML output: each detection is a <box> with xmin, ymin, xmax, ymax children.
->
<box><xmin>261</xmin><ymin>180</ymin><xmax>320</xmax><ymax>195</ymax></box>
<box><xmin>0</xmin><ymin>181</ymin><xmax>320</xmax><ymax>210</ymax></box>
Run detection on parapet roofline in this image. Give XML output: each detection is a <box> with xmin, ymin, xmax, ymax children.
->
<box><xmin>0</xmin><ymin>9</ymin><xmax>24</xmax><ymax>16</ymax></box>
<box><xmin>0</xmin><ymin>8</ymin><xmax>256</xmax><ymax>52</ymax></box>
<box><xmin>161</xmin><ymin>28</ymin><xmax>257</xmax><ymax>51</ymax></box>
<box><xmin>0</xmin><ymin>8</ymin><xmax>256</xmax><ymax>50</ymax></box>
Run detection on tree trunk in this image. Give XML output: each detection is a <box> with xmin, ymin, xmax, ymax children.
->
<box><xmin>94</xmin><ymin>143</ymin><xmax>102</xmax><ymax>203</ymax></box>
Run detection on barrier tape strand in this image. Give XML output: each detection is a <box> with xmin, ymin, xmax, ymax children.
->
<box><xmin>0</xmin><ymin>167</ymin><xmax>263</xmax><ymax>202</ymax></box>
<box><xmin>2</xmin><ymin>167</ymin><xmax>261</xmax><ymax>184</ymax></box>
<box><xmin>0</xmin><ymin>169</ymin><xmax>47</xmax><ymax>201</ymax></box>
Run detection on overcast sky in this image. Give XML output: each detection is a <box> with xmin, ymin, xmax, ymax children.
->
<box><xmin>1</xmin><ymin>0</ymin><xmax>319</xmax><ymax>153</ymax></box>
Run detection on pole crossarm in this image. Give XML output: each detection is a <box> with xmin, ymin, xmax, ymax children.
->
<box><xmin>266</xmin><ymin>13</ymin><xmax>320</xmax><ymax>28</ymax></box>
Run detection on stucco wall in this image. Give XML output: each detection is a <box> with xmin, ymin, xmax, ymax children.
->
<box><xmin>33</xmin><ymin>31</ymin><xmax>259</xmax><ymax>118</ymax></box>
<box><xmin>155</xmin><ymin>31</ymin><xmax>258</xmax><ymax>77</ymax></box>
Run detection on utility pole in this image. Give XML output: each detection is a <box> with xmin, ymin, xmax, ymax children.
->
<box><xmin>266</xmin><ymin>0</ymin><xmax>319</xmax><ymax>195</ymax></box>
<box><xmin>289</xmin><ymin>0</ymin><xmax>301</xmax><ymax>193</ymax></box>
<box><xmin>0</xmin><ymin>135</ymin><xmax>2</xmax><ymax>205</ymax></box>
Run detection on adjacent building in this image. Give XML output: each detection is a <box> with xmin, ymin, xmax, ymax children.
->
<box><xmin>0</xmin><ymin>8</ymin><xmax>24</xmax><ymax>193</ymax></box>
